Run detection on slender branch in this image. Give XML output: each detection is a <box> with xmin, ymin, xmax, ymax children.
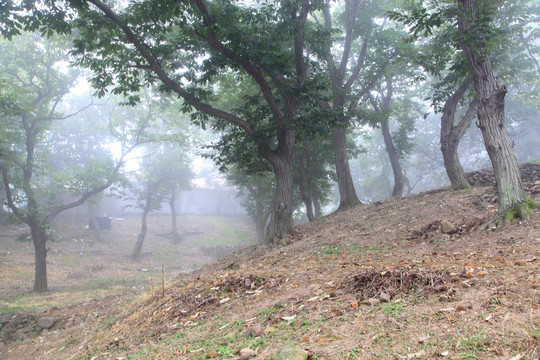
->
<box><xmin>344</xmin><ymin>24</ymin><xmax>372</xmax><ymax>89</ymax></box>
<box><xmin>0</xmin><ymin>167</ymin><xmax>29</xmax><ymax>224</ymax></box>
<box><xmin>192</xmin><ymin>0</ymin><xmax>284</xmax><ymax>124</ymax></box>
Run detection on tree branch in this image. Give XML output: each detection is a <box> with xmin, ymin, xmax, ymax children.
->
<box><xmin>84</xmin><ymin>0</ymin><xmax>257</xmax><ymax>137</ymax></box>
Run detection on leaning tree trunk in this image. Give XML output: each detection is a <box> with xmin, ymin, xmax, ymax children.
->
<box><xmin>381</xmin><ymin>120</ymin><xmax>406</xmax><ymax>198</ymax></box>
<box><xmin>298</xmin><ymin>178</ymin><xmax>315</xmax><ymax>222</ymax></box>
<box><xmin>30</xmin><ymin>222</ymin><xmax>48</xmax><ymax>292</ymax></box>
<box><xmin>261</xmin><ymin>129</ymin><xmax>295</xmax><ymax>243</ymax></box>
<box><xmin>458</xmin><ymin>0</ymin><xmax>529</xmax><ymax>224</ymax></box>
<box><xmin>169</xmin><ymin>186</ymin><xmax>181</xmax><ymax>244</ymax></box>
<box><xmin>132</xmin><ymin>197</ymin><xmax>152</xmax><ymax>259</ymax></box>
<box><xmin>440</xmin><ymin>78</ymin><xmax>477</xmax><ymax>189</ymax></box>
<box><xmin>332</xmin><ymin>125</ymin><xmax>360</xmax><ymax>210</ymax></box>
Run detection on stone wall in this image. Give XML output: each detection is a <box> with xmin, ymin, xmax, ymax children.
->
<box><xmin>466</xmin><ymin>162</ymin><xmax>540</xmax><ymax>195</ymax></box>
<box><xmin>0</xmin><ymin>313</ymin><xmax>58</xmax><ymax>343</ymax></box>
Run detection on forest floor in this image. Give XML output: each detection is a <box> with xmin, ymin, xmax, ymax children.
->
<box><xmin>1</xmin><ymin>185</ymin><xmax>540</xmax><ymax>360</ymax></box>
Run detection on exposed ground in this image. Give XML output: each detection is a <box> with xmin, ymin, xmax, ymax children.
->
<box><xmin>1</xmin><ymin>185</ymin><xmax>540</xmax><ymax>360</ymax></box>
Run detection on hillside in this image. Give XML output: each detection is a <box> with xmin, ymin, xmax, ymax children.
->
<box><xmin>1</xmin><ymin>181</ymin><xmax>540</xmax><ymax>359</ymax></box>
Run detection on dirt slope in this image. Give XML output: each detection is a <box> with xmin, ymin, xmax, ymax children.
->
<box><xmin>1</xmin><ymin>185</ymin><xmax>539</xmax><ymax>360</ymax></box>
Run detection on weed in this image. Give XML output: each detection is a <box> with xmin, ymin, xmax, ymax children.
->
<box><xmin>381</xmin><ymin>302</ymin><xmax>404</xmax><ymax>317</ymax></box>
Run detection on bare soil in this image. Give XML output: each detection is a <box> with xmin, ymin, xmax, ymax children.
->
<box><xmin>1</xmin><ymin>186</ymin><xmax>539</xmax><ymax>360</ymax></box>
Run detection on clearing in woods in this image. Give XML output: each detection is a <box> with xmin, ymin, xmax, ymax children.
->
<box><xmin>0</xmin><ymin>184</ymin><xmax>539</xmax><ymax>359</ymax></box>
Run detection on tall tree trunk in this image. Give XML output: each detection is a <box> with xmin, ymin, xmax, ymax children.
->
<box><xmin>30</xmin><ymin>222</ymin><xmax>48</xmax><ymax>292</ymax></box>
<box><xmin>169</xmin><ymin>186</ymin><xmax>181</xmax><ymax>243</ymax></box>
<box><xmin>440</xmin><ymin>78</ymin><xmax>477</xmax><ymax>189</ymax></box>
<box><xmin>333</xmin><ymin>125</ymin><xmax>360</xmax><ymax>210</ymax></box>
<box><xmin>132</xmin><ymin>198</ymin><xmax>152</xmax><ymax>259</ymax></box>
<box><xmin>458</xmin><ymin>0</ymin><xmax>529</xmax><ymax>224</ymax></box>
<box><xmin>261</xmin><ymin>129</ymin><xmax>295</xmax><ymax>243</ymax></box>
<box><xmin>314</xmin><ymin>197</ymin><xmax>322</xmax><ymax>219</ymax></box>
<box><xmin>254</xmin><ymin>202</ymin><xmax>266</xmax><ymax>244</ymax></box>
<box><xmin>381</xmin><ymin>120</ymin><xmax>406</xmax><ymax>198</ymax></box>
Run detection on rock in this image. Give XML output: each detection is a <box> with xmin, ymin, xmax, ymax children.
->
<box><xmin>37</xmin><ymin>316</ymin><xmax>56</xmax><ymax>329</ymax></box>
<box><xmin>366</xmin><ymin>298</ymin><xmax>380</xmax><ymax>306</ymax></box>
<box><xmin>277</xmin><ymin>344</ymin><xmax>308</xmax><ymax>360</ymax></box>
<box><xmin>245</xmin><ymin>323</ymin><xmax>264</xmax><ymax>337</ymax></box>
<box><xmin>239</xmin><ymin>347</ymin><xmax>256</xmax><ymax>359</ymax></box>
<box><xmin>441</xmin><ymin>221</ymin><xmax>456</xmax><ymax>234</ymax></box>
<box><xmin>379</xmin><ymin>292</ymin><xmax>391</xmax><ymax>302</ymax></box>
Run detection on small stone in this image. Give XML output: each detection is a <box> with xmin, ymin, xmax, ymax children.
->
<box><xmin>245</xmin><ymin>323</ymin><xmax>263</xmax><ymax>337</ymax></box>
<box><xmin>366</xmin><ymin>298</ymin><xmax>380</xmax><ymax>306</ymax></box>
<box><xmin>239</xmin><ymin>347</ymin><xmax>256</xmax><ymax>359</ymax></box>
<box><xmin>37</xmin><ymin>317</ymin><xmax>56</xmax><ymax>329</ymax></box>
<box><xmin>379</xmin><ymin>292</ymin><xmax>391</xmax><ymax>302</ymax></box>
<box><xmin>441</xmin><ymin>221</ymin><xmax>457</xmax><ymax>234</ymax></box>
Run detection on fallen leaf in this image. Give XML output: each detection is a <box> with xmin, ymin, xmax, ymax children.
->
<box><xmin>316</xmin><ymin>334</ymin><xmax>340</xmax><ymax>344</ymax></box>
<box><xmin>440</xmin><ymin>350</ymin><xmax>449</xmax><ymax>356</ymax></box>
<box><xmin>280</xmin><ymin>315</ymin><xmax>296</xmax><ymax>322</ymax></box>
<box><xmin>264</xmin><ymin>325</ymin><xmax>279</xmax><ymax>334</ymax></box>
<box><xmin>219</xmin><ymin>297</ymin><xmax>230</xmax><ymax>304</ymax></box>
<box><xmin>302</xmin><ymin>335</ymin><xmax>310</xmax><ymax>343</ymax></box>
<box><xmin>351</xmin><ymin>302</ymin><xmax>359</xmax><ymax>308</ymax></box>
<box><xmin>509</xmin><ymin>355</ymin><xmax>523</xmax><ymax>360</ymax></box>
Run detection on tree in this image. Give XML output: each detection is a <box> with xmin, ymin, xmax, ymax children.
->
<box><xmin>316</xmin><ymin>0</ymin><xmax>399</xmax><ymax>210</ymax></box>
<box><xmin>59</xmin><ymin>0</ymin><xmax>320</xmax><ymax>243</ymax></box>
<box><xmin>439</xmin><ymin>78</ymin><xmax>477</xmax><ymax>189</ymax></box>
<box><xmin>389</xmin><ymin>0</ymin><xmax>538</xmax><ymax>222</ymax></box>
<box><xmin>457</xmin><ymin>0</ymin><xmax>532</xmax><ymax>223</ymax></box>
<box><xmin>0</xmin><ymin>34</ymin><xmax>155</xmax><ymax>291</ymax></box>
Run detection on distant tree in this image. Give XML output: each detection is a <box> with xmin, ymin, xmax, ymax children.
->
<box><xmin>225</xmin><ymin>166</ymin><xmax>274</xmax><ymax>244</ymax></box>
<box><xmin>316</xmin><ymin>0</ymin><xmax>399</xmax><ymax>210</ymax></box>
<box><xmin>0</xmin><ymin>33</ymin><xmax>154</xmax><ymax>291</ymax></box>
<box><xmin>1</xmin><ymin>0</ymin><xmax>335</xmax><ymax>243</ymax></box>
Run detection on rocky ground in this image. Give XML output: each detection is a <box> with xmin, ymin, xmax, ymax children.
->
<box><xmin>1</xmin><ymin>167</ymin><xmax>540</xmax><ymax>359</ymax></box>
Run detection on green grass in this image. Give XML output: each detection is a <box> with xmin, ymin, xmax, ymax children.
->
<box><xmin>196</xmin><ymin>216</ymin><xmax>256</xmax><ymax>247</ymax></box>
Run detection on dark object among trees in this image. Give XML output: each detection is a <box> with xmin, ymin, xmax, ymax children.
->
<box><xmin>89</xmin><ymin>217</ymin><xmax>111</xmax><ymax>231</ymax></box>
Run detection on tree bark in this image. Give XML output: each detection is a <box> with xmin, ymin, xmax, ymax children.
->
<box><xmin>458</xmin><ymin>0</ymin><xmax>528</xmax><ymax>223</ymax></box>
<box><xmin>381</xmin><ymin>120</ymin><xmax>406</xmax><ymax>198</ymax></box>
<box><xmin>261</xmin><ymin>129</ymin><xmax>295</xmax><ymax>243</ymax></box>
<box><xmin>30</xmin><ymin>223</ymin><xmax>48</xmax><ymax>292</ymax></box>
<box><xmin>440</xmin><ymin>78</ymin><xmax>477</xmax><ymax>189</ymax></box>
<box><xmin>169</xmin><ymin>186</ymin><xmax>181</xmax><ymax>243</ymax></box>
<box><xmin>333</xmin><ymin>125</ymin><xmax>360</xmax><ymax>210</ymax></box>
<box><xmin>132</xmin><ymin>195</ymin><xmax>152</xmax><ymax>259</ymax></box>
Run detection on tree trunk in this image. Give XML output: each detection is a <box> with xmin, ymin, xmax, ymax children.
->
<box><xmin>440</xmin><ymin>79</ymin><xmax>476</xmax><ymax>189</ymax></box>
<box><xmin>169</xmin><ymin>187</ymin><xmax>181</xmax><ymax>243</ymax></box>
<box><xmin>314</xmin><ymin>197</ymin><xmax>322</xmax><ymax>219</ymax></box>
<box><xmin>458</xmin><ymin>0</ymin><xmax>529</xmax><ymax>224</ymax></box>
<box><xmin>261</xmin><ymin>129</ymin><xmax>295</xmax><ymax>243</ymax></box>
<box><xmin>254</xmin><ymin>202</ymin><xmax>266</xmax><ymax>244</ymax></box>
<box><xmin>381</xmin><ymin>120</ymin><xmax>406</xmax><ymax>198</ymax></box>
<box><xmin>298</xmin><ymin>178</ymin><xmax>315</xmax><ymax>222</ymax></box>
<box><xmin>30</xmin><ymin>223</ymin><xmax>48</xmax><ymax>292</ymax></box>
<box><xmin>132</xmin><ymin>203</ymin><xmax>151</xmax><ymax>259</ymax></box>
<box><xmin>332</xmin><ymin>125</ymin><xmax>360</xmax><ymax>210</ymax></box>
